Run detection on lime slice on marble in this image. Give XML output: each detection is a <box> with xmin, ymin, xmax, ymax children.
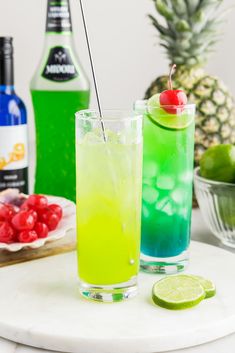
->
<box><xmin>189</xmin><ymin>275</ymin><xmax>216</xmax><ymax>299</ymax></box>
<box><xmin>147</xmin><ymin>94</ymin><xmax>192</xmax><ymax>131</ymax></box>
<box><xmin>152</xmin><ymin>275</ymin><xmax>205</xmax><ymax>310</ymax></box>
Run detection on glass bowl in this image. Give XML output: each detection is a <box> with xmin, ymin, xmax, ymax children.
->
<box><xmin>194</xmin><ymin>167</ymin><xmax>235</xmax><ymax>248</ymax></box>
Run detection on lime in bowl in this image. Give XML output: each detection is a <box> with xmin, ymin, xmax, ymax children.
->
<box><xmin>194</xmin><ymin>166</ymin><xmax>235</xmax><ymax>248</ymax></box>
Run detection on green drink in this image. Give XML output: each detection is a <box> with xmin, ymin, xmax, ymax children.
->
<box><xmin>135</xmin><ymin>99</ymin><xmax>195</xmax><ymax>273</ymax></box>
<box><xmin>31</xmin><ymin>90</ymin><xmax>89</xmax><ymax>200</ymax></box>
<box><xmin>30</xmin><ymin>0</ymin><xmax>90</xmax><ymax>201</ymax></box>
<box><xmin>76</xmin><ymin>110</ymin><xmax>142</xmax><ymax>302</ymax></box>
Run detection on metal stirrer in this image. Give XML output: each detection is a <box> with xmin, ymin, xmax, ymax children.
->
<box><xmin>78</xmin><ymin>0</ymin><xmax>107</xmax><ymax>142</ymax></box>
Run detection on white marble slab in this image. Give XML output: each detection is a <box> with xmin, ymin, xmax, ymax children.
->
<box><xmin>0</xmin><ymin>240</ymin><xmax>234</xmax><ymax>353</ymax></box>
<box><xmin>2</xmin><ymin>334</ymin><xmax>235</xmax><ymax>353</ymax></box>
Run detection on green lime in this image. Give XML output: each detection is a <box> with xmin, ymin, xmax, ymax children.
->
<box><xmin>200</xmin><ymin>144</ymin><xmax>235</xmax><ymax>183</ymax></box>
<box><xmin>147</xmin><ymin>94</ymin><xmax>192</xmax><ymax>130</ymax></box>
<box><xmin>152</xmin><ymin>275</ymin><xmax>205</xmax><ymax>310</ymax></box>
<box><xmin>188</xmin><ymin>275</ymin><xmax>216</xmax><ymax>299</ymax></box>
<box><xmin>148</xmin><ymin>93</ymin><xmax>161</xmax><ymax>108</ymax></box>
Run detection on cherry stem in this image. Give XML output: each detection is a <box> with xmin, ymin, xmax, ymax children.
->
<box><xmin>168</xmin><ymin>64</ymin><xmax>177</xmax><ymax>90</ymax></box>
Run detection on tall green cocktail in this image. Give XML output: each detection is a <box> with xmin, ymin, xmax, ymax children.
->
<box><xmin>135</xmin><ymin>99</ymin><xmax>195</xmax><ymax>273</ymax></box>
<box><xmin>76</xmin><ymin>110</ymin><xmax>143</xmax><ymax>302</ymax></box>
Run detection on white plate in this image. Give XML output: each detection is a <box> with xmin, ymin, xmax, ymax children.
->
<box><xmin>0</xmin><ymin>195</ymin><xmax>76</xmax><ymax>252</ymax></box>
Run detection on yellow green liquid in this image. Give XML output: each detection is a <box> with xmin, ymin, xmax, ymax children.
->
<box><xmin>76</xmin><ymin>136</ymin><xmax>142</xmax><ymax>285</ymax></box>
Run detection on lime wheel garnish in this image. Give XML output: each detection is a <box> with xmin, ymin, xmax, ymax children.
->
<box><xmin>147</xmin><ymin>94</ymin><xmax>193</xmax><ymax>130</ymax></box>
<box><xmin>146</xmin><ymin>65</ymin><xmax>193</xmax><ymax>130</ymax></box>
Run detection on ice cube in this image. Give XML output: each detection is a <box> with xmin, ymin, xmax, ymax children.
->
<box><xmin>82</xmin><ymin>131</ymin><xmax>104</xmax><ymax>144</ymax></box>
<box><xmin>106</xmin><ymin>130</ymin><xmax>120</xmax><ymax>143</ymax></box>
<box><xmin>119</xmin><ymin>127</ymin><xmax>137</xmax><ymax>144</ymax></box>
<box><xmin>155</xmin><ymin>197</ymin><xmax>169</xmax><ymax>211</ymax></box>
<box><xmin>142</xmin><ymin>204</ymin><xmax>150</xmax><ymax>218</ymax></box>
<box><xmin>162</xmin><ymin>202</ymin><xmax>174</xmax><ymax>216</ymax></box>
<box><xmin>156</xmin><ymin>176</ymin><xmax>175</xmax><ymax>190</ymax></box>
<box><xmin>143</xmin><ymin>177</ymin><xmax>155</xmax><ymax>187</ymax></box>
<box><xmin>143</xmin><ymin>161</ymin><xmax>158</xmax><ymax>179</ymax></box>
<box><xmin>180</xmin><ymin>207</ymin><xmax>189</xmax><ymax>219</ymax></box>
<box><xmin>171</xmin><ymin>187</ymin><xmax>186</xmax><ymax>204</ymax></box>
<box><xmin>180</xmin><ymin>170</ymin><xmax>193</xmax><ymax>184</ymax></box>
<box><xmin>142</xmin><ymin>185</ymin><xmax>159</xmax><ymax>204</ymax></box>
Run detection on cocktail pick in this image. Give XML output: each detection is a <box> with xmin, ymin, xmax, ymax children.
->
<box><xmin>167</xmin><ymin>64</ymin><xmax>176</xmax><ymax>90</ymax></box>
<box><xmin>78</xmin><ymin>0</ymin><xmax>107</xmax><ymax>142</ymax></box>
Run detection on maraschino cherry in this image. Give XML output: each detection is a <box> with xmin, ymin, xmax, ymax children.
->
<box><xmin>160</xmin><ymin>64</ymin><xmax>187</xmax><ymax>114</ymax></box>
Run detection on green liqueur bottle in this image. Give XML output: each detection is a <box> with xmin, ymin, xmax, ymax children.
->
<box><xmin>31</xmin><ymin>0</ymin><xmax>90</xmax><ymax>201</ymax></box>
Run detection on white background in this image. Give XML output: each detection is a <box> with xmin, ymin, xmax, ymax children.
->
<box><xmin>0</xmin><ymin>0</ymin><xmax>234</xmax><ymax>143</ymax></box>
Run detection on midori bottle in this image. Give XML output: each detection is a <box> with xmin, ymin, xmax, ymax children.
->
<box><xmin>31</xmin><ymin>0</ymin><xmax>90</xmax><ymax>201</ymax></box>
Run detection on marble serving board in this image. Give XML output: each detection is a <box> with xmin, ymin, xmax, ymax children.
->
<box><xmin>0</xmin><ymin>241</ymin><xmax>234</xmax><ymax>353</ymax></box>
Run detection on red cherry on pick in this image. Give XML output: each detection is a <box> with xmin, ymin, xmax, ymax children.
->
<box><xmin>159</xmin><ymin>64</ymin><xmax>187</xmax><ymax>114</ymax></box>
<box><xmin>160</xmin><ymin>90</ymin><xmax>187</xmax><ymax>114</ymax></box>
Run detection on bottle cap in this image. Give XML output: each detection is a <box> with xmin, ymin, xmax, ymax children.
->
<box><xmin>0</xmin><ymin>37</ymin><xmax>13</xmax><ymax>59</ymax></box>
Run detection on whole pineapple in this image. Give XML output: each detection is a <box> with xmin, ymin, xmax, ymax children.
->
<box><xmin>145</xmin><ymin>0</ymin><xmax>235</xmax><ymax>165</ymax></box>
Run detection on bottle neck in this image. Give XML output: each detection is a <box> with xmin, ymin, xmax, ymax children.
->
<box><xmin>46</xmin><ymin>0</ymin><xmax>73</xmax><ymax>34</ymax></box>
<box><xmin>0</xmin><ymin>57</ymin><xmax>14</xmax><ymax>92</ymax></box>
<box><xmin>44</xmin><ymin>31</ymin><xmax>74</xmax><ymax>48</ymax></box>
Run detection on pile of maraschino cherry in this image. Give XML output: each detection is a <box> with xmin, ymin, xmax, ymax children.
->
<box><xmin>0</xmin><ymin>194</ymin><xmax>63</xmax><ymax>244</ymax></box>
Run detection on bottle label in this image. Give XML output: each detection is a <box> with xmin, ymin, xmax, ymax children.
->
<box><xmin>42</xmin><ymin>46</ymin><xmax>78</xmax><ymax>82</ymax></box>
<box><xmin>0</xmin><ymin>125</ymin><xmax>28</xmax><ymax>193</ymax></box>
<box><xmin>46</xmin><ymin>0</ymin><xmax>72</xmax><ymax>33</ymax></box>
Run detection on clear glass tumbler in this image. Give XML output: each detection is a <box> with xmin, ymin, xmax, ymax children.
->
<box><xmin>135</xmin><ymin>100</ymin><xmax>195</xmax><ymax>274</ymax></box>
<box><xmin>195</xmin><ymin>166</ymin><xmax>235</xmax><ymax>248</ymax></box>
<box><xmin>75</xmin><ymin>110</ymin><xmax>143</xmax><ymax>302</ymax></box>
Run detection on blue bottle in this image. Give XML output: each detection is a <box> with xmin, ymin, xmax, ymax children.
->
<box><xmin>0</xmin><ymin>37</ymin><xmax>28</xmax><ymax>193</ymax></box>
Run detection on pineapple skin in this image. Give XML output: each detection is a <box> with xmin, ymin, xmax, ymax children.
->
<box><xmin>145</xmin><ymin>68</ymin><xmax>235</xmax><ymax>166</ymax></box>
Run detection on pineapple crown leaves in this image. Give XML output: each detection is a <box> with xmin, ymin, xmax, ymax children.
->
<box><xmin>149</xmin><ymin>0</ymin><xmax>227</xmax><ymax>68</ymax></box>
